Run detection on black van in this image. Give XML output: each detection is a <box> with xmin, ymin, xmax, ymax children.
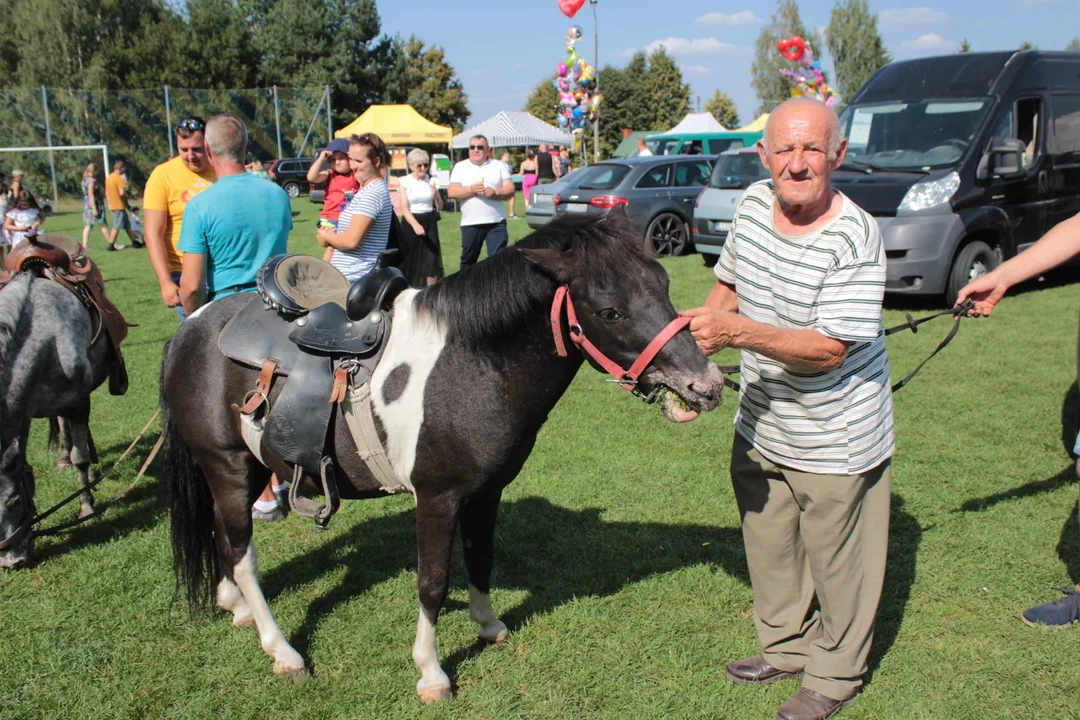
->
<box><xmin>832</xmin><ymin>50</ymin><xmax>1080</xmax><ymax>302</ymax></box>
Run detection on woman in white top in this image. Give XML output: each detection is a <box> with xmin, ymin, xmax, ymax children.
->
<box><xmin>316</xmin><ymin>133</ymin><xmax>394</xmax><ymax>282</ymax></box>
<box><xmin>4</xmin><ymin>189</ymin><xmax>43</xmax><ymax>249</ymax></box>
<box><xmin>398</xmin><ymin>148</ymin><xmax>445</xmax><ymax>287</ymax></box>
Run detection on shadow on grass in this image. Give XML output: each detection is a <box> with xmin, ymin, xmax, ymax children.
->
<box><xmin>1058</xmin><ymin>502</ymin><xmax>1080</xmax><ymax>584</ymax></box>
<box><xmin>259</xmin><ymin>493</ymin><xmax>921</xmax><ymax>686</ymax></box>
<box><xmin>881</xmin><ymin>271</ymin><xmax>1078</xmax><ymax>314</ymax></box>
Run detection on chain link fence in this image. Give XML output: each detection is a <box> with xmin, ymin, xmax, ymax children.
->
<box><xmin>0</xmin><ymin>86</ymin><xmax>331</xmax><ymax>203</ymax></box>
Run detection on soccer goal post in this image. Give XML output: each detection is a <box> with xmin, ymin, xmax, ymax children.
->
<box><xmin>0</xmin><ymin>144</ymin><xmax>109</xmax><ymax>208</ymax></box>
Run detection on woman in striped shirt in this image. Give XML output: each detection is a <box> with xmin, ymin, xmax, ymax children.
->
<box><xmin>316</xmin><ymin>133</ymin><xmax>393</xmax><ymax>281</ymax></box>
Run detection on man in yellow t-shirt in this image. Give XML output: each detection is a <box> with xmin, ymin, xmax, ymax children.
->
<box><xmin>143</xmin><ymin>117</ymin><xmax>216</xmax><ymax>320</ymax></box>
<box><xmin>105</xmin><ymin>160</ymin><xmax>143</xmax><ymax>252</ymax></box>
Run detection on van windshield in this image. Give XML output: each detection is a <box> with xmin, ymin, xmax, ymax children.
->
<box><xmin>709</xmin><ymin>153</ymin><xmax>767</xmax><ymax>189</ymax></box>
<box><xmin>645</xmin><ymin>138</ymin><xmax>680</xmax><ymax>156</ymax></box>
<box><xmin>838</xmin><ymin>98</ymin><xmax>992</xmax><ymax>170</ymax></box>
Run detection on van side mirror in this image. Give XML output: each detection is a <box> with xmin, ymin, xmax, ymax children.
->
<box><xmin>988</xmin><ymin>138</ymin><xmax>1026</xmax><ymax>178</ymax></box>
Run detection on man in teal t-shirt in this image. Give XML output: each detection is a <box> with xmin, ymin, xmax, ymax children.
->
<box><xmin>178</xmin><ymin>113</ymin><xmax>292</xmax><ymax>317</ymax></box>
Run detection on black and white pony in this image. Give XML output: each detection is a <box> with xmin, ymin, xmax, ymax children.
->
<box><xmin>0</xmin><ymin>273</ymin><xmax>111</xmax><ymax>568</ymax></box>
<box><xmin>162</xmin><ymin>210</ymin><xmax>725</xmax><ymax>702</ymax></box>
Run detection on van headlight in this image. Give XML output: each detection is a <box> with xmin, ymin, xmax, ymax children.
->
<box><xmin>898</xmin><ymin>171</ymin><xmax>960</xmax><ymax>213</ymax></box>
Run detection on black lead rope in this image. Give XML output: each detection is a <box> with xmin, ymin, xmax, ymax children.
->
<box><xmin>716</xmin><ymin>299</ymin><xmax>975</xmax><ymax>395</ymax></box>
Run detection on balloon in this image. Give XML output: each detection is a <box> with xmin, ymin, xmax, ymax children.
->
<box><xmin>559</xmin><ymin>0</ymin><xmax>585</xmax><ymax>18</ymax></box>
<box><xmin>558</xmin><ymin>61</ymin><xmax>568</xmax><ymax>78</ymax></box>
<box><xmin>558</xmin><ymin>78</ymin><xmax>569</xmax><ymax>92</ymax></box>
<box><xmin>567</xmin><ymin>25</ymin><xmax>583</xmax><ymax>41</ymax></box>
<box><xmin>558</xmin><ymin>114</ymin><xmax>569</xmax><ymax>127</ymax></box>
<box><xmin>777</xmin><ymin>36</ymin><xmax>806</xmax><ymax>62</ymax></box>
<box><xmin>560</xmin><ymin>91</ymin><xmax>575</xmax><ymax>106</ymax></box>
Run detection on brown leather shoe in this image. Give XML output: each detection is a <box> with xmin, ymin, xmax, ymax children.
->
<box><xmin>725</xmin><ymin>655</ymin><xmax>803</xmax><ymax>684</ymax></box>
<box><xmin>776</xmin><ymin>688</ymin><xmax>856</xmax><ymax>720</ymax></box>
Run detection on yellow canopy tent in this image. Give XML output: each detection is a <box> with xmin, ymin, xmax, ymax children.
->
<box><xmin>734</xmin><ymin>114</ymin><xmax>769</xmax><ymax>133</ymax></box>
<box><xmin>334</xmin><ymin>105</ymin><xmax>453</xmax><ymax>144</ymax></box>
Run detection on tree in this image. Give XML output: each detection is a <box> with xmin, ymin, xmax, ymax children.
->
<box><xmin>643</xmin><ymin>47</ymin><xmax>690</xmax><ymax>131</ymax></box>
<box><xmin>704</xmin><ymin>91</ymin><xmax>740</xmax><ymax>129</ymax></box>
<box><xmin>826</xmin><ymin>0</ymin><xmax>889</xmax><ymax>102</ymax></box>
<box><xmin>383</xmin><ymin>35</ymin><xmax>470</xmax><ymax>131</ymax></box>
<box><xmin>257</xmin><ymin>0</ymin><xmax>394</xmax><ymax>127</ymax></box>
<box><xmin>1066</xmin><ymin>37</ymin><xmax>1080</xmax><ymax>51</ymax></box>
<box><xmin>958</xmin><ymin>39</ymin><xmax>972</xmax><ymax>53</ymax></box>
<box><xmin>751</xmin><ymin>0</ymin><xmax>825</xmax><ymax>117</ymax></box>
<box><xmin>594</xmin><ymin>52</ymin><xmax>652</xmax><ymax>158</ymax></box>
<box><xmin>1019</xmin><ymin>41</ymin><xmax>1037</xmax><ymax>50</ymax></box>
<box><xmin>524</xmin><ymin>76</ymin><xmax>560</xmax><ymax>125</ymax></box>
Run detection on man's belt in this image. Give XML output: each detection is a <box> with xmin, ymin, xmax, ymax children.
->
<box><xmin>207</xmin><ymin>281</ymin><xmax>258</xmax><ymax>301</ymax></box>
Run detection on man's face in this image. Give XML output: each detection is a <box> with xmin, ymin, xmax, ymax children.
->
<box><xmin>177</xmin><ymin>132</ymin><xmax>208</xmax><ymax>172</ymax></box>
<box><xmin>331</xmin><ymin>151</ymin><xmax>350</xmax><ymax>174</ymax></box>
<box><xmin>758</xmin><ymin>108</ymin><xmax>846</xmax><ymax>210</ymax></box>
<box><xmin>116</xmin><ymin>163</ymin><xmax>125</xmax><ymax>175</ymax></box>
<box><xmin>469</xmin><ymin>139</ymin><xmax>489</xmax><ymax>165</ymax></box>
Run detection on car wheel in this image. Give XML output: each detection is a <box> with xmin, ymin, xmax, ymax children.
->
<box><xmin>701</xmin><ymin>253</ymin><xmax>720</xmax><ymax>267</ymax></box>
<box><xmin>945</xmin><ymin>240</ymin><xmax>998</xmax><ymax>306</ymax></box>
<box><xmin>283</xmin><ymin>182</ymin><xmax>300</xmax><ymax>199</ymax></box>
<box><xmin>646</xmin><ymin>213</ymin><xmax>688</xmax><ymax>257</ymax></box>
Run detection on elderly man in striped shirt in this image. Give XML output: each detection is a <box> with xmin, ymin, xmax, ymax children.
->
<box><xmin>683</xmin><ymin>98</ymin><xmax>894</xmax><ymax>720</ymax></box>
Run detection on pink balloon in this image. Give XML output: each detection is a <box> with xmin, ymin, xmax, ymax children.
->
<box><xmin>558</xmin><ymin>61</ymin><xmax>568</xmax><ymax>78</ymax></box>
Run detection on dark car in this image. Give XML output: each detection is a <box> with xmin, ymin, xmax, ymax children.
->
<box><xmin>266</xmin><ymin>157</ymin><xmax>314</xmax><ymax>198</ymax></box>
<box><xmin>552</xmin><ymin>155</ymin><xmax>715</xmax><ymax>256</ymax></box>
<box><xmin>831</xmin><ymin>50</ymin><xmax>1080</xmax><ymax>302</ymax></box>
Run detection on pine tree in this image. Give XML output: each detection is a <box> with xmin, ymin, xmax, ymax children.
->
<box><xmin>704</xmin><ymin>91</ymin><xmax>740</xmax><ymax>129</ymax></box>
<box><xmin>643</xmin><ymin>47</ymin><xmax>690</xmax><ymax>131</ymax></box>
<box><xmin>751</xmin><ymin>0</ymin><xmax>825</xmax><ymax>117</ymax></box>
<box><xmin>383</xmin><ymin>35</ymin><xmax>470</xmax><ymax>132</ymax></box>
<box><xmin>826</xmin><ymin>0</ymin><xmax>889</xmax><ymax>102</ymax></box>
<box><xmin>958</xmin><ymin>39</ymin><xmax>972</xmax><ymax>53</ymax></box>
<box><xmin>596</xmin><ymin>52</ymin><xmax>653</xmax><ymax>157</ymax></box>
<box><xmin>1019</xmin><ymin>41</ymin><xmax>1037</xmax><ymax>50</ymax></box>
<box><xmin>524</xmin><ymin>76</ymin><xmax>560</xmax><ymax>126</ymax></box>
<box><xmin>1066</xmin><ymin>37</ymin><xmax>1080</xmax><ymax>51</ymax></box>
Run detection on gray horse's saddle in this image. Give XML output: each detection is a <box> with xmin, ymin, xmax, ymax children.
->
<box><xmin>217</xmin><ymin>253</ymin><xmax>407</xmax><ymax>526</ymax></box>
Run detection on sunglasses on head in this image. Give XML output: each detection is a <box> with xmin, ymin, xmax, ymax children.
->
<box><xmin>176</xmin><ymin>118</ymin><xmax>205</xmax><ymax>133</ymax></box>
<box><xmin>469</xmin><ymin>144</ymin><xmax>487</xmax><ymax>150</ymax></box>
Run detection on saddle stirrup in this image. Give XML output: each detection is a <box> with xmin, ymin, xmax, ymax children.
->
<box><xmin>287</xmin><ymin>456</ymin><xmax>341</xmax><ymax>529</ymax></box>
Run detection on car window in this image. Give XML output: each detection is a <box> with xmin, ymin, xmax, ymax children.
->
<box><xmin>708</xmin><ymin>138</ymin><xmax>745</xmax><ymax>154</ymax></box>
<box><xmin>635</xmin><ymin>164</ymin><xmax>672</xmax><ymax>189</ymax></box>
<box><xmin>709</xmin><ymin>153</ymin><xmax>767</xmax><ymax>189</ymax></box>
<box><xmin>278</xmin><ymin>161</ymin><xmax>296</xmax><ymax>173</ymax></box>
<box><xmin>989</xmin><ymin>98</ymin><xmax>1043</xmax><ymax>168</ymax></box>
<box><xmin>573</xmin><ymin>164</ymin><xmax>630</xmax><ymax>190</ymax></box>
<box><xmin>645</xmin><ymin>138</ymin><xmax>679</xmax><ymax>156</ymax></box>
<box><xmin>300</xmin><ymin>160</ymin><xmax>313</xmax><ymax>171</ymax></box>
<box><xmin>674</xmin><ymin>161</ymin><xmax>712</xmax><ymax>187</ymax></box>
<box><xmin>679</xmin><ymin>140</ymin><xmax>704</xmax><ymax>155</ymax></box>
<box><xmin>1049</xmin><ymin>95</ymin><xmax>1080</xmax><ymax>157</ymax></box>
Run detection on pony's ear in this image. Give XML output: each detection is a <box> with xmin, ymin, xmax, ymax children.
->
<box><xmin>519</xmin><ymin>248</ymin><xmax>575</xmax><ymax>284</ymax></box>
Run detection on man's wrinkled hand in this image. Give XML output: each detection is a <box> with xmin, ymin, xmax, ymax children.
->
<box><xmin>679</xmin><ymin>306</ymin><xmax>741</xmax><ymax>356</ymax></box>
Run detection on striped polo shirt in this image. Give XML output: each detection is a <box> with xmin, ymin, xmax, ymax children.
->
<box><xmin>715</xmin><ymin>180</ymin><xmax>894</xmax><ymax>475</ymax></box>
<box><xmin>330</xmin><ymin>178</ymin><xmax>392</xmax><ymax>281</ymax></box>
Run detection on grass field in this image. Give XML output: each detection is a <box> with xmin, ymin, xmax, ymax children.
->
<box><xmin>2</xmin><ymin>194</ymin><xmax>1080</xmax><ymax>719</ymax></box>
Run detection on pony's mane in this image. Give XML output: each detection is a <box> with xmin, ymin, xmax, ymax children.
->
<box><xmin>0</xmin><ymin>273</ymin><xmax>32</xmax><ymax>371</ymax></box>
<box><xmin>414</xmin><ymin>213</ymin><xmax>649</xmax><ymax>347</ymax></box>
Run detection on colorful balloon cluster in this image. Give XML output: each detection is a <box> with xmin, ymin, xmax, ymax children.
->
<box><xmin>776</xmin><ymin>36</ymin><xmax>839</xmax><ymax>108</ymax></box>
<box><xmin>552</xmin><ymin>25</ymin><xmax>602</xmax><ymax>133</ymax></box>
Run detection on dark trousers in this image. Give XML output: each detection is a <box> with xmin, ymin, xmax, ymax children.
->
<box><xmin>460</xmin><ymin>220</ymin><xmax>508</xmax><ymax>268</ymax></box>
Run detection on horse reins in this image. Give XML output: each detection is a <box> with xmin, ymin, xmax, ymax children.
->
<box><xmin>550</xmin><ymin>285</ymin><xmax>691</xmax><ymax>402</ymax></box>
<box><xmin>718</xmin><ymin>299</ymin><xmax>977</xmax><ymax>394</ymax></box>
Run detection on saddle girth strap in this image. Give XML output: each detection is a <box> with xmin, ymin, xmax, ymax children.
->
<box><xmin>233</xmin><ymin>358</ymin><xmax>279</xmax><ymax>415</ymax></box>
<box><xmin>342</xmin><ymin>380</ymin><xmax>409</xmax><ymax>494</ymax></box>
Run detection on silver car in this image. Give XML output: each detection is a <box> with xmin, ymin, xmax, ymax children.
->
<box><xmin>525</xmin><ymin>168</ymin><xmax>584</xmax><ymax>229</ymax></box>
<box><xmin>691</xmin><ymin>148</ymin><xmax>767</xmax><ymax>265</ymax></box>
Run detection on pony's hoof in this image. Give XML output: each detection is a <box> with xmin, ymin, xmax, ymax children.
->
<box><xmin>77</xmin><ymin>505</ymin><xmax>95</xmax><ymax>520</ymax></box>
<box><xmin>274</xmin><ymin>664</ymin><xmax>307</xmax><ymax>683</ymax></box>
<box><xmin>56</xmin><ymin>457</ymin><xmax>73</xmax><ymax>471</ymax></box>
<box><xmin>479</xmin><ymin>622</ymin><xmax>509</xmax><ymax>644</ymax></box>
<box><xmin>417</xmin><ymin>685</ymin><xmax>453</xmax><ymax>704</ymax></box>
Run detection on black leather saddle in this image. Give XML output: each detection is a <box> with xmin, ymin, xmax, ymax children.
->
<box><xmin>218</xmin><ymin>253</ymin><xmax>407</xmax><ymax>524</ymax></box>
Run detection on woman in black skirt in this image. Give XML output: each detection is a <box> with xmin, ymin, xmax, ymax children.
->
<box><xmin>398</xmin><ymin>148</ymin><xmax>444</xmax><ymax>287</ymax></box>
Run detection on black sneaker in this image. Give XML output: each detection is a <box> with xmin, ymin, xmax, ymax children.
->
<box><xmin>131</xmin><ymin>240</ymin><xmax>145</xmax><ymax>249</ymax></box>
<box><xmin>1021</xmin><ymin>586</ymin><xmax>1080</xmax><ymax>628</ymax></box>
<box><xmin>106</xmin><ymin>244</ymin><xmax>118</xmax><ymax>252</ymax></box>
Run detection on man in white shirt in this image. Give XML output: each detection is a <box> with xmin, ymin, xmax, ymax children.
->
<box><xmin>448</xmin><ymin>135</ymin><xmax>515</xmax><ymax>268</ymax></box>
<box><xmin>636</xmin><ymin>137</ymin><xmax>653</xmax><ymax>156</ymax></box>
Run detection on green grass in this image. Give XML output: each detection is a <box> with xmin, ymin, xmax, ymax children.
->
<box><xmin>2</xmin><ymin>196</ymin><xmax>1080</xmax><ymax>719</ymax></box>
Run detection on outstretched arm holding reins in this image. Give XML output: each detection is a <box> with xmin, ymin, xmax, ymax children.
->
<box><xmin>958</xmin><ymin>211</ymin><xmax>1080</xmax><ymax>317</ymax></box>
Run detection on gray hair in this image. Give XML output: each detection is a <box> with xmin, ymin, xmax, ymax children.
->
<box><xmin>762</xmin><ymin>98</ymin><xmax>843</xmax><ymax>161</ymax></box>
<box><xmin>406</xmin><ymin>148</ymin><xmax>430</xmax><ymax>170</ymax></box>
<box><xmin>206</xmin><ymin>113</ymin><xmax>248</xmax><ymax>163</ymax></box>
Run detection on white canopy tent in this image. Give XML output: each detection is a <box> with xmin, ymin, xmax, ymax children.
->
<box><xmin>662</xmin><ymin>112</ymin><xmax>729</xmax><ymax>135</ymax></box>
<box><xmin>452</xmin><ymin>111</ymin><xmax>573</xmax><ymax>149</ymax></box>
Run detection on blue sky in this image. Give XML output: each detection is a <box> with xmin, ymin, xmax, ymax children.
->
<box><xmin>378</xmin><ymin>0</ymin><xmax>1080</xmax><ymax>128</ymax></box>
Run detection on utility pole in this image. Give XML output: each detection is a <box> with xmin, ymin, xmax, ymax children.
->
<box><xmin>591</xmin><ymin>0</ymin><xmax>600</xmax><ymax>163</ymax></box>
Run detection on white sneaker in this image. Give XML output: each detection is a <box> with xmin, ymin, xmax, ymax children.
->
<box><xmin>114</xmin><ymin>244</ymin><xmax>126</xmax><ymax>250</ymax></box>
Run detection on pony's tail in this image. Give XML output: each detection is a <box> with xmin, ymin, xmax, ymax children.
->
<box><xmin>161</xmin><ymin>340</ymin><xmax>217</xmax><ymax>615</ymax></box>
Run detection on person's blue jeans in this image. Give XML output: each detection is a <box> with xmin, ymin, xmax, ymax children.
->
<box><xmin>171</xmin><ymin>271</ymin><xmax>187</xmax><ymax>322</ymax></box>
<box><xmin>460</xmin><ymin>220</ymin><xmax>508</xmax><ymax>268</ymax></box>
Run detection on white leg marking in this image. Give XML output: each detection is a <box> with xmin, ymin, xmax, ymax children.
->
<box><xmin>413</xmin><ymin>608</ymin><xmax>451</xmax><ymax>702</ymax></box>
<box><xmin>371</xmin><ymin>290</ymin><xmax>448</xmax><ymax>490</ymax></box>
<box><xmin>230</xmin><ymin>543</ymin><xmax>306</xmax><ymax>679</ymax></box>
<box><xmin>469</xmin><ymin>584</ymin><xmax>509</xmax><ymax>643</ymax></box>
<box><xmin>217</xmin><ymin>577</ymin><xmax>255</xmax><ymax>628</ymax></box>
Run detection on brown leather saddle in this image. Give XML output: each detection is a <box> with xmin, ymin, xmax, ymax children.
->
<box><xmin>1</xmin><ymin>233</ymin><xmax>131</xmax><ymax>395</ymax></box>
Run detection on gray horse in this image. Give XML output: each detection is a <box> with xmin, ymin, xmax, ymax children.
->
<box><xmin>0</xmin><ymin>272</ymin><xmax>110</xmax><ymax>568</ymax></box>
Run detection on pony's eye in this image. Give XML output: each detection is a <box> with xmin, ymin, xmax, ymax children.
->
<box><xmin>598</xmin><ymin>308</ymin><xmax>622</xmax><ymax>322</ymax></box>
